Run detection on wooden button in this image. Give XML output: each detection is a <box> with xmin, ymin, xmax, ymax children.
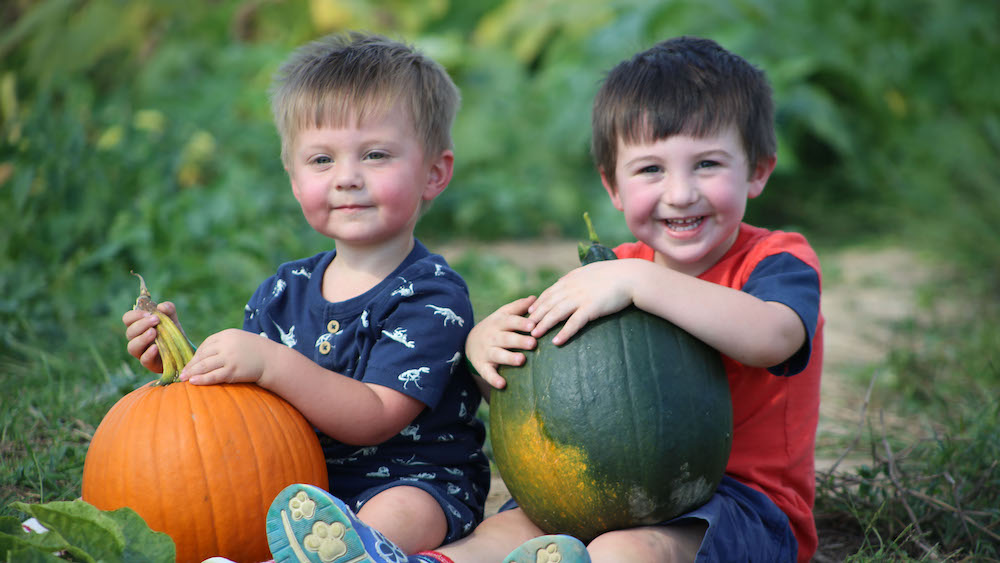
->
<box><xmin>327</xmin><ymin>320</ymin><xmax>340</xmax><ymax>334</ymax></box>
<box><xmin>319</xmin><ymin>341</ymin><xmax>332</xmax><ymax>354</ymax></box>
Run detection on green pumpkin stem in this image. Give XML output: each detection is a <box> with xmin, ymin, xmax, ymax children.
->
<box><xmin>579</xmin><ymin>212</ymin><xmax>618</xmax><ymax>265</ymax></box>
<box><xmin>583</xmin><ymin>211</ymin><xmax>600</xmax><ymax>244</ymax></box>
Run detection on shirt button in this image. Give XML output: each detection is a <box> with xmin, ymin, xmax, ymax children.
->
<box><xmin>327</xmin><ymin>320</ymin><xmax>340</xmax><ymax>334</ymax></box>
<box><xmin>319</xmin><ymin>341</ymin><xmax>332</xmax><ymax>355</ymax></box>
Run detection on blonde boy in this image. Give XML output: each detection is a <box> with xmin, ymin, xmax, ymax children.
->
<box><xmin>123</xmin><ymin>32</ymin><xmax>489</xmax><ymax>557</ymax></box>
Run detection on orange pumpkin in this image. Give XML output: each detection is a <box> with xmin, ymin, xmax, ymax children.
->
<box><xmin>82</xmin><ymin>380</ymin><xmax>328</xmax><ymax>563</ymax></box>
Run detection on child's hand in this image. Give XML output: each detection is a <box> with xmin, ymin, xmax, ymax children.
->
<box><xmin>466</xmin><ymin>296</ymin><xmax>538</xmax><ymax>390</ymax></box>
<box><xmin>122</xmin><ymin>301</ymin><xmax>182</xmax><ymax>374</ymax></box>
<box><xmin>179</xmin><ymin>328</ymin><xmax>268</xmax><ymax>385</ymax></box>
<box><xmin>529</xmin><ymin>260</ymin><xmax>649</xmax><ymax>345</ymax></box>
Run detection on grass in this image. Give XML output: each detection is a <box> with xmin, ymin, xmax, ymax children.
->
<box><xmin>3</xmin><ymin>243</ymin><xmax>999</xmax><ymax>561</ymax></box>
<box><xmin>810</xmin><ymin>264</ymin><xmax>1000</xmax><ymax>561</ymax></box>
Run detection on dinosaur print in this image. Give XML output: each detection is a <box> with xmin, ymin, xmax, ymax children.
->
<box><xmin>391</xmin><ymin>280</ymin><xmax>414</xmax><ymax>298</ymax></box>
<box><xmin>398</xmin><ymin>366</ymin><xmax>430</xmax><ymax>389</ymax></box>
<box><xmin>272</xmin><ymin>319</ymin><xmax>296</xmax><ymax>348</ymax></box>
<box><xmin>382</xmin><ymin>327</ymin><xmax>415</xmax><ymax>348</ymax></box>
<box><xmin>426</xmin><ymin>304</ymin><xmax>465</xmax><ymax>326</ymax></box>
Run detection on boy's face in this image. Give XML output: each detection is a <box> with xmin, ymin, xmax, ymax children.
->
<box><xmin>286</xmin><ymin>105</ymin><xmax>452</xmax><ymax>250</ymax></box>
<box><xmin>602</xmin><ymin>125</ymin><xmax>775</xmax><ymax>276</ymax></box>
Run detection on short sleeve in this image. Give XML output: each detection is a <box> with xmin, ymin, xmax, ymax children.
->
<box><xmin>362</xmin><ymin>275</ymin><xmax>473</xmax><ymax>409</ymax></box>
<box><xmin>742</xmin><ymin>253</ymin><xmax>821</xmax><ymax>376</ymax></box>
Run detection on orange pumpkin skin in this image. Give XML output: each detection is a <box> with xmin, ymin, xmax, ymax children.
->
<box><xmin>82</xmin><ymin>381</ymin><xmax>328</xmax><ymax>563</ymax></box>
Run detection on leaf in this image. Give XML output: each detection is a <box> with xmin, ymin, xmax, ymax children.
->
<box><xmin>3</xmin><ymin>546</ymin><xmax>67</xmax><ymax>563</ymax></box>
<box><xmin>6</xmin><ymin>501</ymin><xmax>176</xmax><ymax>563</ymax></box>
<box><xmin>0</xmin><ymin>516</ymin><xmax>72</xmax><ymax>561</ymax></box>
<box><xmin>106</xmin><ymin>507</ymin><xmax>176</xmax><ymax>563</ymax></box>
<box><xmin>12</xmin><ymin>500</ymin><xmax>122</xmax><ymax>562</ymax></box>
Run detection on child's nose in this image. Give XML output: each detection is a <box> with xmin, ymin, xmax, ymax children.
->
<box><xmin>662</xmin><ymin>175</ymin><xmax>698</xmax><ymax>206</ymax></box>
<box><xmin>334</xmin><ymin>163</ymin><xmax>363</xmax><ymax>190</ymax></box>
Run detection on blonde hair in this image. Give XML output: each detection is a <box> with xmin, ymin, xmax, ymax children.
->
<box><xmin>270</xmin><ymin>31</ymin><xmax>460</xmax><ymax>167</ymax></box>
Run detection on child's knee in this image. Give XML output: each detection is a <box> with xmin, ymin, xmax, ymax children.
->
<box><xmin>359</xmin><ymin>485</ymin><xmax>447</xmax><ymax>552</ymax></box>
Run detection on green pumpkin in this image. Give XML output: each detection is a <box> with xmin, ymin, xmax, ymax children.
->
<box><xmin>490</xmin><ymin>214</ymin><xmax>733</xmax><ymax>542</ymax></box>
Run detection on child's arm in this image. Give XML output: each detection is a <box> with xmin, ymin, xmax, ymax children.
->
<box><xmin>528</xmin><ymin>259</ymin><xmax>806</xmax><ymax>368</ymax></box>
<box><xmin>179</xmin><ymin>330</ymin><xmax>425</xmax><ymax>445</ymax></box>
<box><xmin>122</xmin><ymin>301</ymin><xmax>184</xmax><ymax>375</ymax></box>
<box><xmin>465</xmin><ymin>296</ymin><xmax>539</xmax><ymax>396</ymax></box>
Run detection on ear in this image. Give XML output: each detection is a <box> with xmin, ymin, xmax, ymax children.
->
<box><xmin>747</xmin><ymin>155</ymin><xmax>776</xmax><ymax>199</ymax></box>
<box><xmin>600</xmin><ymin>168</ymin><xmax>625</xmax><ymax>211</ymax></box>
<box><xmin>422</xmin><ymin>149</ymin><xmax>454</xmax><ymax>201</ymax></box>
<box><xmin>288</xmin><ymin>167</ymin><xmax>304</xmax><ymax>202</ymax></box>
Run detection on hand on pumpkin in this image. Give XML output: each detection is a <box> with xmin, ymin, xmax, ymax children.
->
<box><xmin>466</xmin><ymin>295</ymin><xmax>538</xmax><ymax>390</ymax></box>
<box><xmin>528</xmin><ymin>259</ymin><xmax>650</xmax><ymax>345</ymax></box>
<box><xmin>180</xmin><ymin>328</ymin><xmax>268</xmax><ymax>385</ymax></box>
<box><xmin>122</xmin><ymin>301</ymin><xmax>185</xmax><ymax>375</ymax></box>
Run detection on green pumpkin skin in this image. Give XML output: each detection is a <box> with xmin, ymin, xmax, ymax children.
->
<box><xmin>490</xmin><ymin>305</ymin><xmax>733</xmax><ymax>542</ymax></box>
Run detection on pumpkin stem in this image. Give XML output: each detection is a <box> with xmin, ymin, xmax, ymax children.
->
<box><xmin>578</xmin><ymin>213</ymin><xmax>618</xmax><ymax>265</ymax></box>
<box><xmin>132</xmin><ymin>271</ymin><xmax>157</xmax><ymax>313</ymax></box>
<box><xmin>583</xmin><ymin>212</ymin><xmax>600</xmax><ymax>244</ymax></box>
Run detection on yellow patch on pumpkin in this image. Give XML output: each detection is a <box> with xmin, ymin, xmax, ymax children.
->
<box><xmin>498</xmin><ymin>411</ymin><xmax>620</xmax><ymax>536</ymax></box>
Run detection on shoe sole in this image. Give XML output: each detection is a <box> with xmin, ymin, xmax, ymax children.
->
<box><xmin>267</xmin><ymin>484</ymin><xmax>374</xmax><ymax>563</ymax></box>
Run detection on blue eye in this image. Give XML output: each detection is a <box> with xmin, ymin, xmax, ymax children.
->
<box><xmin>696</xmin><ymin>160</ymin><xmax>719</xmax><ymax>169</ymax></box>
<box><xmin>365</xmin><ymin>151</ymin><xmax>388</xmax><ymax>161</ymax></box>
<box><xmin>639</xmin><ymin>164</ymin><xmax>662</xmax><ymax>174</ymax></box>
<box><xmin>311</xmin><ymin>155</ymin><xmax>332</xmax><ymax>165</ymax></box>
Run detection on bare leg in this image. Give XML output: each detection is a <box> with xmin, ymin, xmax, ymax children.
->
<box><xmin>358</xmin><ymin>485</ymin><xmax>448</xmax><ymax>554</ymax></box>
<box><xmin>437</xmin><ymin>508</ymin><xmax>544</xmax><ymax>561</ymax></box>
<box><xmin>586</xmin><ymin>521</ymin><xmax>707</xmax><ymax>563</ymax></box>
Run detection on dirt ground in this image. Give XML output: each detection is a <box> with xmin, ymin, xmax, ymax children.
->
<box><xmin>440</xmin><ymin>240</ymin><xmax>931</xmax><ymax>559</ymax></box>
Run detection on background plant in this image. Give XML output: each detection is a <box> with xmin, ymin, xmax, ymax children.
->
<box><xmin>2</xmin><ymin>0</ymin><xmax>997</xmax><ymax>558</ymax></box>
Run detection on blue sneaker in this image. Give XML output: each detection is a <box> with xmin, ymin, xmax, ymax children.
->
<box><xmin>502</xmin><ymin>535</ymin><xmax>590</xmax><ymax>563</ymax></box>
<box><xmin>266</xmin><ymin>483</ymin><xmax>409</xmax><ymax>563</ymax></box>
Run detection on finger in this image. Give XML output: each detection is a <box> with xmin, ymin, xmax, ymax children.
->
<box><xmin>127</xmin><ymin>325</ymin><xmax>157</xmax><ymax>358</ymax></box>
<box><xmin>551</xmin><ymin>310</ymin><xmax>591</xmax><ymax>346</ymax></box>
<box><xmin>489</xmin><ymin>348</ymin><xmax>527</xmax><ymax>369</ymax></box>
<box><xmin>139</xmin><ymin>342</ymin><xmax>163</xmax><ymax>373</ymax></box>
<box><xmin>185</xmin><ymin>370</ymin><xmax>224</xmax><ymax>385</ymax></box>
<box><xmin>476</xmin><ymin>366</ymin><xmax>508</xmax><ymax>390</ymax></box>
<box><xmin>530</xmin><ymin>304</ymin><xmax>574</xmax><ymax>338</ymax></box>
<box><xmin>157</xmin><ymin>301</ymin><xmax>176</xmax><ymax>316</ymax></box>
<box><xmin>124</xmin><ymin>312</ymin><xmax>157</xmax><ymax>340</ymax></box>
<box><xmin>500</xmin><ymin>314</ymin><xmax>536</xmax><ymax>335</ymax></box>
<box><xmin>178</xmin><ymin>346</ymin><xmax>212</xmax><ymax>380</ymax></box>
<box><xmin>498</xmin><ymin>295</ymin><xmax>537</xmax><ymax>316</ymax></box>
<box><xmin>122</xmin><ymin>309</ymin><xmax>148</xmax><ymax>327</ymax></box>
<box><xmin>498</xmin><ymin>331</ymin><xmax>536</xmax><ymax>352</ymax></box>
<box><xmin>157</xmin><ymin>301</ymin><xmax>182</xmax><ymax>328</ymax></box>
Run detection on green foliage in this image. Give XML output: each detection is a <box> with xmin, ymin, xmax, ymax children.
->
<box><xmin>1</xmin><ymin>500</ymin><xmax>174</xmax><ymax>562</ymax></box>
<box><xmin>1</xmin><ymin>0</ymin><xmax>999</xmax><ymax>558</ymax></box>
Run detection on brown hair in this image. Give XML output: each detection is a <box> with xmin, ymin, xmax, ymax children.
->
<box><xmin>592</xmin><ymin>36</ymin><xmax>775</xmax><ymax>184</ymax></box>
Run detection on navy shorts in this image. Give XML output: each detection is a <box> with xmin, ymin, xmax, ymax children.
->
<box><xmin>667</xmin><ymin>476</ymin><xmax>798</xmax><ymax>562</ymax></box>
<box><xmin>500</xmin><ymin>475</ymin><xmax>797</xmax><ymax>562</ymax></box>
<box><xmin>344</xmin><ymin>479</ymin><xmax>484</xmax><ymax>543</ymax></box>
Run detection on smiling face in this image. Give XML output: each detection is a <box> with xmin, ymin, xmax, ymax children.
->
<box><xmin>602</xmin><ymin>125</ymin><xmax>775</xmax><ymax>276</ymax></box>
<box><xmin>286</xmin><ymin>104</ymin><xmax>452</xmax><ymax>251</ymax></box>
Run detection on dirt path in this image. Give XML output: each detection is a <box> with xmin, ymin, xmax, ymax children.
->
<box><xmin>441</xmin><ymin>241</ymin><xmax>931</xmax><ymax>538</ymax></box>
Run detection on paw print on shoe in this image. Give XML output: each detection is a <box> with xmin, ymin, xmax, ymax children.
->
<box><xmin>304</xmin><ymin>520</ymin><xmax>349</xmax><ymax>562</ymax></box>
<box><xmin>535</xmin><ymin>542</ymin><xmax>563</xmax><ymax>563</ymax></box>
<box><xmin>289</xmin><ymin>490</ymin><xmax>316</xmax><ymax>521</ymax></box>
<box><xmin>372</xmin><ymin>528</ymin><xmax>408</xmax><ymax>562</ymax></box>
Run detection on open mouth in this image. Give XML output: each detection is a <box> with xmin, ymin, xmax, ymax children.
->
<box><xmin>664</xmin><ymin>216</ymin><xmax>704</xmax><ymax>232</ymax></box>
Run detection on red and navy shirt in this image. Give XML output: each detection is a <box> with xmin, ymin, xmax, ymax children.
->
<box><xmin>615</xmin><ymin>223</ymin><xmax>822</xmax><ymax>562</ymax></box>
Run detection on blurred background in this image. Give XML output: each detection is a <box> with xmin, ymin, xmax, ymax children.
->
<box><xmin>2</xmin><ymin>0</ymin><xmax>998</xmax><ymax>558</ymax></box>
